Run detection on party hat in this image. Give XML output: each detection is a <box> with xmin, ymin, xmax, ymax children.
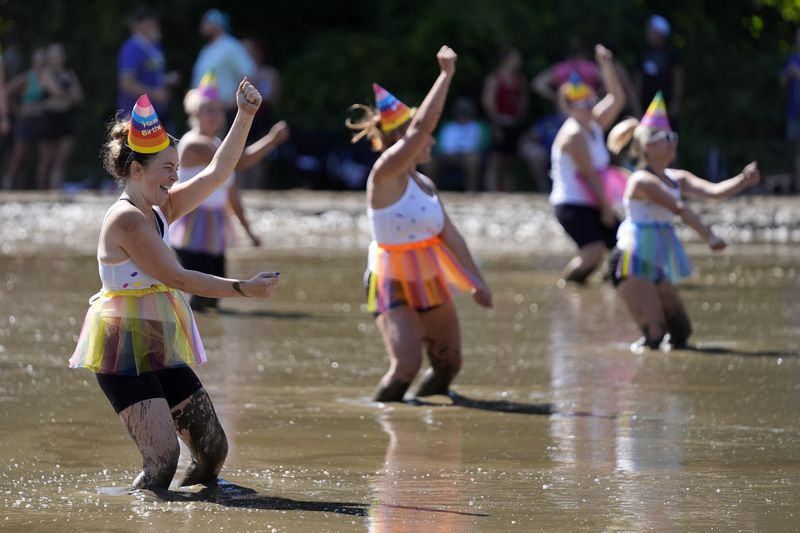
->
<box><xmin>372</xmin><ymin>83</ymin><xmax>412</xmax><ymax>132</ymax></box>
<box><xmin>128</xmin><ymin>95</ymin><xmax>170</xmax><ymax>154</ymax></box>
<box><xmin>197</xmin><ymin>70</ymin><xmax>219</xmax><ymax>101</ymax></box>
<box><xmin>563</xmin><ymin>71</ymin><xmax>592</xmax><ymax>102</ymax></box>
<box><xmin>640</xmin><ymin>90</ymin><xmax>671</xmax><ymax>130</ymax></box>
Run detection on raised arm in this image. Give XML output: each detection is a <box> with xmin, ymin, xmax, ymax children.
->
<box><xmin>235</xmin><ymin>120</ymin><xmax>289</xmax><ymax>172</ymax></box>
<box><xmin>592</xmin><ymin>45</ymin><xmax>625</xmax><ymax>131</ymax></box>
<box><xmin>372</xmin><ymin>46</ymin><xmax>457</xmax><ymax>182</ymax></box>
<box><xmin>110</xmin><ymin>208</ymin><xmax>278</xmax><ymax>297</ymax></box>
<box><xmin>632</xmin><ymin>174</ymin><xmax>726</xmax><ymax>250</ymax></box>
<box><xmin>531</xmin><ymin>67</ymin><xmax>557</xmax><ymax>102</ymax></box>
<box><xmin>672</xmin><ymin>162</ymin><xmax>760</xmax><ymax>201</ymax></box>
<box><xmin>166</xmin><ymin>78</ymin><xmax>261</xmax><ymax>221</ymax></box>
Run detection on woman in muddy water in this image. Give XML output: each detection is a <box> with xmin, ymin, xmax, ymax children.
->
<box><xmin>68</xmin><ymin>80</ymin><xmax>280</xmax><ymax>490</ymax></box>
<box><xmin>549</xmin><ymin>44</ymin><xmax>626</xmax><ymax>286</ymax></box>
<box><xmin>170</xmin><ymin>71</ymin><xmax>289</xmax><ymax>311</ymax></box>
<box><xmin>346</xmin><ymin>46</ymin><xmax>493</xmax><ymax>402</ymax></box>
<box><xmin>606</xmin><ymin>91</ymin><xmax>760</xmax><ymax>351</ymax></box>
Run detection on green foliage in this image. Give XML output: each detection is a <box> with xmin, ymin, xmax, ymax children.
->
<box><xmin>0</xmin><ymin>0</ymin><xmax>795</xmax><ymax>181</ymax></box>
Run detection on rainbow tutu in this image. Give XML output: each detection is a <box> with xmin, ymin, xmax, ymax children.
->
<box><xmin>615</xmin><ymin>220</ymin><xmax>692</xmax><ymax>283</ymax></box>
<box><xmin>169</xmin><ymin>206</ymin><xmax>230</xmax><ymax>255</ymax></box>
<box><xmin>367</xmin><ymin>236</ymin><xmax>479</xmax><ymax>314</ymax></box>
<box><xmin>69</xmin><ymin>285</ymin><xmax>207</xmax><ymax>375</ymax></box>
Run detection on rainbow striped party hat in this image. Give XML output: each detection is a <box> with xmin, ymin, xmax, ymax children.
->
<box><xmin>640</xmin><ymin>90</ymin><xmax>671</xmax><ymax>130</ymax></box>
<box><xmin>127</xmin><ymin>95</ymin><xmax>170</xmax><ymax>154</ymax></box>
<box><xmin>372</xmin><ymin>83</ymin><xmax>412</xmax><ymax>132</ymax></box>
<box><xmin>563</xmin><ymin>71</ymin><xmax>593</xmax><ymax>102</ymax></box>
<box><xmin>197</xmin><ymin>70</ymin><xmax>219</xmax><ymax>101</ymax></box>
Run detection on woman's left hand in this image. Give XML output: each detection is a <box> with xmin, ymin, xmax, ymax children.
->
<box><xmin>237</xmin><ymin>78</ymin><xmax>262</xmax><ymax>116</ymax></box>
<box><xmin>472</xmin><ymin>284</ymin><xmax>493</xmax><ymax>308</ymax></box>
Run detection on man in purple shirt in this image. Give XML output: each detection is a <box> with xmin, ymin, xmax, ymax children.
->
<box><xmin>116</xmin><ymin>7</ymin><xmax>179</xmax><ymax>118</ymax></box>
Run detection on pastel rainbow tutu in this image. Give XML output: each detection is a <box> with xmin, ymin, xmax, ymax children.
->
<box><xmin>367</xmin><ymin>236</ymin><xmax>480</xmax><ymax>314</ymax></box>
<box><xmin>69</xmin><ymin>285</ymin><xmax>206</xmax><ymax>375</ymax></box>
<box><xmin>615</xmin><ymin>220</ymin><xmax>692</xmax><ymax>283</ymax></box>
<box><xmin>169</xmin><ymin>206</ymin><xmax>230</xmax><ymax>255</ymax></box>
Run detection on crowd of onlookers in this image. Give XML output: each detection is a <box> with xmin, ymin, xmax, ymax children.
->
<box><xmin>0</xmin><ymin>10</ymin><xmax>797</xmax><ymax>193</ymax></box>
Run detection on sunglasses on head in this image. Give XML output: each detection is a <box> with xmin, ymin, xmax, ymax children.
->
<box><xmin>647</xmin><ymin>130</ymin><xmax>679</xmax><ymax>144</ymax></box>
<box><xmin>569</xmin><ymin>98</ymin><xmax>597</xmax><ymax>110</ymax></box>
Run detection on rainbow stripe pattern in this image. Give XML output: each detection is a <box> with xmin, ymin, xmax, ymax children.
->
<box><xmin>169</xmin><ymin>205</ymin><xmax>230</xmax><ymax>255</ymax></box>
<box><xmin>373</xmin><ymin>83</ymin><xmax>413</xmax><ymax>132</ymax></box>
<box><xmin>640</xmin><ymin>90</ymin><xmax>671</xmax><ymax>131</ymax></box>
<box><xmin>615</xmin><ymin>220</ymin><xmax>692</xmax><ymax>283</ymax></box>
<box><xmin>563</xmin><ymin>71</ymin><xmax>593</xmax><ymax>102</ymax></box>
<box><xmin>367</xmin><ymin>236</ymin><xmax>479</xmax><ymax>314</ymax></box>
<box><xmin>69</xmin><ymin>285</ymin><xmax>206</xmax><ymax>375</ymax></box>
<box><xmin>127</xmin><ymin>94</ymin><xmax>171</xmax><ymax>154</ymax></box>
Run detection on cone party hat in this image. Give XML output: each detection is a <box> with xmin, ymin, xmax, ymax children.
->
<box><xmin>372</xmin><ymin>83</ymin><xmax>412</xmax><ymax>132</ymax></box>
<box><xmin>127</xmin><ymin>95</ymin><xmax>170</xmax><ymax>154</ymax></box>
<box><xmin>640</xmin><ymin>90</ymin><xmax>671</xmax><ymax>130</ymax></box>
<box><xmin>563</xmin><ymin>71</ymin><xmax>592</xmax><ymax>102</ymax></box>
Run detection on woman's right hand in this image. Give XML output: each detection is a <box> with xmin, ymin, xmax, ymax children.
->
<box><xmin>437</xmin><ymin>46</ymin><xmax>457</xmax><ymax>76</ymax></box>
<box><xmin>242</xmin><ymin>272</ymin><xmax>280</xmax><ymax>298</ymax></box>
<box><xmin>707</xmin><ymin>234</ymin><xmax>727</xmax><ymax>251</ymax></box>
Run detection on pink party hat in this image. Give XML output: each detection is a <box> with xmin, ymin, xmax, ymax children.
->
<box><xmin>128</xmin><ymin>94</ymin><xmax>170</xmax><ymax>154</ymax></box>
<box><xmin>640</xmin><ymin>90</ymin><xmax>671</xmax><ymax>130</ymax></box>
<box><xmin>372</xmin><ymin>83</ymin><xmax>412</xmax><ymax>132</ymax></box>
<box><xmin>197</xmin><ymin>70</ymin><xmax>219</xmax><ymax>101</ymax></box>
<box><xmin>563</xmin><ymin>71</ymin><xmax>592</xmax><ymax>102</ymax></box>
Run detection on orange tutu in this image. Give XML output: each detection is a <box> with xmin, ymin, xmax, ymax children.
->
<box><xmin>367</xmin><ymin>236</ymin><xmax>479</xmax><ymax>314</ymax></box>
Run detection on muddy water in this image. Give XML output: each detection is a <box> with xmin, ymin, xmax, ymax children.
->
<box><xmin>1</xmin><ymin>192</ymin><xmax>800</xmax><ymax>531</ymax></box>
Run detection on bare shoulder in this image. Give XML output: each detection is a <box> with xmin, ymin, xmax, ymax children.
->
<box><xmin>105</xmin><ymin>203</ymin><xmax>149</xmax><ymax>234</ymax></box>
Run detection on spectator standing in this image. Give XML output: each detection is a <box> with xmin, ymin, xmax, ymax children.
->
<box><xmin>117</xmin><ymin>7</ymin><xmax>180</xmax><ymax>119</ymax></box>
<box><xmin>780</xmin><ymin>28</ymin><xmax>800</xmax><ymax>193</ymax></box>
<box><xmin>37</xmin><ymin>43</ymin><xmax>82</xmax><ymax>190</ymax></box>
<box><xmin>427</xmin><ymin>97</ymin><xmax>488</xmax><ymax>191</ymax></box>
<box><xmin>634</xmin><ymin>15</ymin><xmax>683</xmax><ymax>128</ymax></box>
<box><xmin>482</xmin><ymin>46</ymin><xmax>528</xmax><ymax>191</ymax></box>
<box><xmin>192</xmin><ymin>9</ymin><xmax>255</xmax><ymax>123</ymax></box>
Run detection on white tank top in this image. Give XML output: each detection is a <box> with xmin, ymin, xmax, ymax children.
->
<box><xmin>549</xmin><ymin>119</ymin><xmax>610</xmax><ymax>206</ymax></box>
<box><xmin>367</xmin><ymin>173</ymin><xmax>445</xmax><ymax>245</ymax></box>
<box><xmin>177</xmin><ymin>131</ymin><xmax>234</xmax><ymax>209</ymax></box>
<box><xmin>625</xmin><ymin>170</ymin><xmax>681</xmax><ymax>224</ymax></box>
<box><xmin>98</xmin><ymin>202</ymin><xmax>169</xmax><ymax>291</ymax></box>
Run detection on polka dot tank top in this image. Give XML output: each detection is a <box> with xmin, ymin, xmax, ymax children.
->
<box><xmin>368</xmin><ymin>173</ymin><xmax>445</xmax><ymax>245</ymax></box>
<box><xmin>98</xmin><ymin>202</ymin><xmax>169</xmax><ymax>291</ymax></box>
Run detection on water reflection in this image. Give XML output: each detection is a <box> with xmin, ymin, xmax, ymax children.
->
<box><xmin>368</xmin><ymin>410</ymin><xmax>486</xmax><ymax>532</ymax></box>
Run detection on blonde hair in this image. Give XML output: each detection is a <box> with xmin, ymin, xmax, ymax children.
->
<box><xmin>345</xmin><ymin>104</ymin><xmax>385</xmax><ymax>152</ymax></box>
<box><xmin>607</xmin><ymin>117</ymin><xmax>659</xmax><ymax>168</ymax></box>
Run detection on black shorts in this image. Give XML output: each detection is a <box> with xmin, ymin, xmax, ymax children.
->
<box><xmin>493</xmin><ymin>124</ymin><xmax>523</xmax><ymax>154</ymax></box>
<box><xmin>96</xmin><ymin>366</ymin><xmax>203</xmax><ymax>414</ymax></box>
<box><xmin>555</xmin><ymin>203</ymin><xmax>619</xmax><ymax>249</ymax></box>
<box><xmin>14</xmin><ymin>115</ymin><xmax>41</xmax><ymax>142</ymax></box>
<box><xmin>40</xmin><ymin>110</ymin><xmax>76</xmax><ymax>139</ymax></box>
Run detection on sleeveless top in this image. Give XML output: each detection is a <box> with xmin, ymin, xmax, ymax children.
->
<box><xmin>624</xmin><ymin>170</ymin><xmax>680</xmax><ymax>225</ymax></box>
<box><xmin>368</xmin><ymin>173</ymin><xmax>445</xmax><ymax>245</ymax></box>
<box><xmin>176</xmin><ymin>131</ymin><xmax>234</xmax><ymax>209</ymax></box>
<box><xmin>494</xmin><ymin>72</ymin><xmax>524</xmax><ymax>117</ymax></box>
<box><xmin>549</xmin><ymin>119</ymin><xmax>610</xmax><ymax>207</ymax></box>
<box><xmin>98</xmin><ymin>200</ymin><xmax>168</xmax><ymax>291</ymax></box>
